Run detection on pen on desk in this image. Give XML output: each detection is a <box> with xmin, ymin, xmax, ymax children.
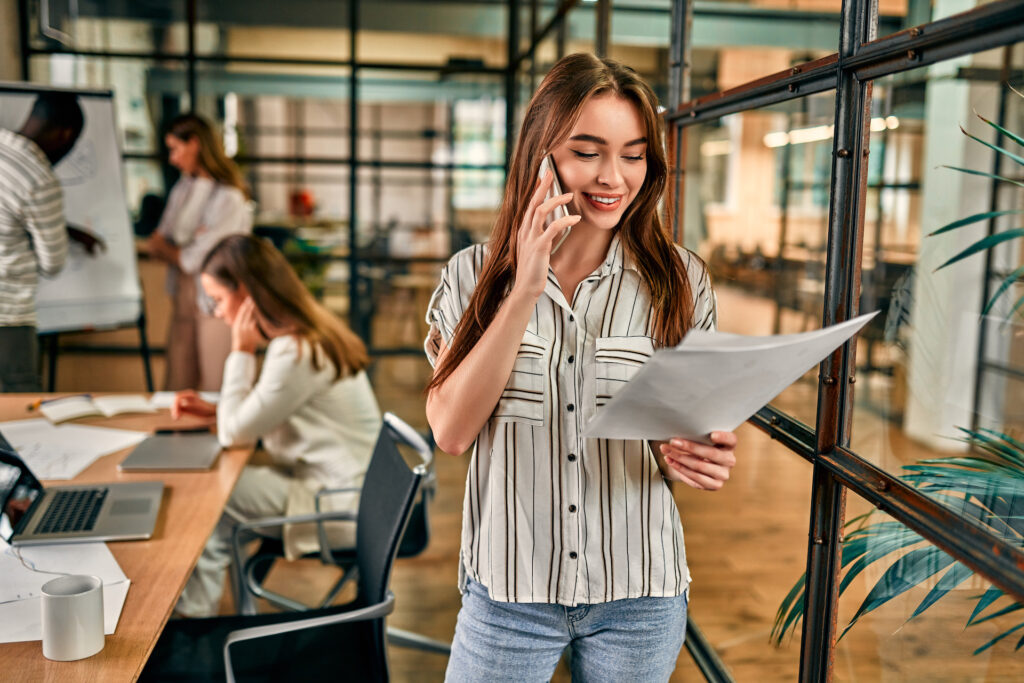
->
<box><xmin>26</xmin><ymin>393</ymin><xmax>91</xmax><ymax>411</ymax></box>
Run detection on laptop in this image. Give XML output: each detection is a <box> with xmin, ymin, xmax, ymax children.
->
<box><xmin>119</xmin><ymin>432</ymin><xmax>222</xmax><ymax>472</ymax></box>
<box><xmin>0</xmin><ymin>434</ymin><xmax>163</xmax><ymax>547</ymax></box>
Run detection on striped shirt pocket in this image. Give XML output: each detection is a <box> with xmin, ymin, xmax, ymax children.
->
<box><xmin>493</xmin><ymin>329</ymin><xmax>548</xmax><ymax>425</ymax></box>
<box><xmin>594</xmin><ymin>335</ymin><xmax>656</xmax><ymax>408</ymax></box>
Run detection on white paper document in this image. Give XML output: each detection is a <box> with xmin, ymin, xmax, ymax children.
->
<box><xmin>0</xmin><ymin>540</ymin><xmax>130</xmax><ymax>643</ymax></box>
<box><xmin>583</xmin><ymin>311</ymin><xmax>878</xmax><ymax>441</ymax></box>
<box><xmin>0</xmin><ymin>419</ymin><xmax>147</xmax><ymax>479</ymax></box>
<box><xmin>149</xmin><ymin>391</ymin><xmax>220</xmax><ymax>409</ymax></box>
<box><xmin>38</xmin><ymin>394</ymin><xmax>156</xmax><ymax>423</ymax></box>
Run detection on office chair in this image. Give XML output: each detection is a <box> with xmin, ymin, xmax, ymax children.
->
<box><xmin>139</xmin><ymin>412</ymin><xmax>428</xmax><ymax>682</ymax></box>
<box><xmin>235</xmin><ymin>414</ymin><xmax>450</xmax><ymax>656</ymax></box>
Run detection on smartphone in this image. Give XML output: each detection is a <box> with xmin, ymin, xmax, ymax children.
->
<box><xmin>538</xmin><ymin>155</ymin><xmax>572</xmax><ymax>253</ymax></box>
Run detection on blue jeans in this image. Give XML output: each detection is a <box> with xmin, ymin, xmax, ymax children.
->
<box><xmin>445</xmin><ymin>579</ymin><xmax>688</xmax><ymax>682</ymax></box>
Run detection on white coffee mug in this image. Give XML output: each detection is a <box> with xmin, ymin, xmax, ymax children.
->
<box><xmin>40</xmin><ymin>574</ymin><xmax>105</xmax><ymax>661</ymax></box>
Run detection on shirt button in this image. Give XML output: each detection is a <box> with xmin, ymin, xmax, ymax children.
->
<box><xmin>567</xmin><ymin>403</ymin><xmax>574</xmax><ymax>412</ymax></box>
<box><xmin>569</xmin><ymin>504</ymin><xmax>577</xmax><ymax>513</ymax></box>
<box><xmin>569</xmin><ymin>551</ymin><xmax>578</xmax><ymax>559</ymax></box>
<box><xmin>569</xmin><ymin>315</ymin><xmax>575</xmax><ymax>322</ymax></box>
<box><xmin>567</xmin><ymin>355</ymin><xmax>574</xmax><ymax>363</ymax></box>
<box><xmin>567</xmin><ymin>453</ymin><xmax>577</xmax><ymax>462</ymax></box>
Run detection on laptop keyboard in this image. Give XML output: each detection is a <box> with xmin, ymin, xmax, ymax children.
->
<box><xmin>35</xmin><ymin>488</ymin><xmax>109</xmax><ymax>534</ymax></box>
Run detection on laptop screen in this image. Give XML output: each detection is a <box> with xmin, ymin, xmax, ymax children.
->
<box><xmin>0</xmin><ymin>438</ymin><xmax>43</xmax><ymax>544</ymax></box>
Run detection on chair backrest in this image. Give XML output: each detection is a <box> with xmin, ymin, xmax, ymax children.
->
<box><xmin>354</xmin><ymin>412</ymin><xmax>428</xmax><ymax>608</ymax></box>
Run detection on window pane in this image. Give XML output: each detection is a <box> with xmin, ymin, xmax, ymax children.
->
<box><xmin>680</xmin><ymin>424</ymin><xmax>811</xmax><ymax>679</ymax></box>
<box><xmin>826</xmin><ymin>490</ymin><xmax>1024</xmax><ymax>680</ymax></box>
<box><xmin>848</xmin><ymin>44</ymin><xmax>1024</xmax><ymax>499</ymax></box>
<box><xmin>682</xmin><ymin>92</ymin><xmax>837</xmax><ymax>426</ymax></box>
<box><xmin>358</xmin><ymin>0</ymin><xmax>505</xmax><ymax>69</ymax></box>
<box><xmin>197</xmin><ymin>0</ymin><xmax>350</xmax><ymax>60</ymax></box>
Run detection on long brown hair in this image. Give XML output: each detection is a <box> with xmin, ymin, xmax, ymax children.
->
<box><xmin>201</xmin><ymin>235</ymin><xmax>369</xmax><ymax>379</ymax></box>
<box><xmin>429</xmin><ymin>53</ymin><xmax>695</xmax><ymax>392</ymax></box>
<box><xmin>167</xmin><ymin>114</ymin><xmax>248</xmax><ymax>197</ymax></box>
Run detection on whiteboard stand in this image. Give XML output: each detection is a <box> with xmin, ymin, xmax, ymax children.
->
<box><xmin>39</xmin><ymin>299</ymin><xmax>154</xmax><ymax>393</ymax></box>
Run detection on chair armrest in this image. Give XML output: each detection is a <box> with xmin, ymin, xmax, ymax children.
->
<box><xmin>223</xmin><ymin>591</ymin><xmax>396</xmax><ymax>683</ymax></box>
<box><xmin>230</xmin><ymin>510</ymin><xmax>359</xmax><ymax>595</ymax></box>
<box><xmin>313</xmin><ymin>487</ymin><xmax>361</xmax><ymax>563</ymax></box>
<box><xmin>314</xmin><ymin>486</ymin><xmax>361</xmax><ymax>511</ymax></box>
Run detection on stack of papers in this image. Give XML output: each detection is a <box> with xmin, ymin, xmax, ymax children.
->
<box><xmin>0</xmin><ymin>540</ymin><xmax>130</xmax><ymax>643</ymax></box>
<box><xmin>38</xmin><ymin>394</ymin><xmax>156</xmax><ymax>423</ymax></box>
<box><xmin>583</xmin><ymin>312</ymin><xmax>878</xmax><ymax>441</ymax></box>
<box><xmin>0</xmin><ymin>419</ymin><xmax>148</xmax><ymax>479</ymax></box>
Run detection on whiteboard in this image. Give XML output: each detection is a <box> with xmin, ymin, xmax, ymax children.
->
<box><xmin>0</xmin><ymin>83</ymin><xmax>141</xmax><ymax>334</ymax></box>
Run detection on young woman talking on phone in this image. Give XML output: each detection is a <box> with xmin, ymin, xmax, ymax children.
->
<box><xmin>425</xmin><ymin>53</ymin><xmax>738</xmax><ymax>681</ymax></box>
<box><xmin>170</xmin><ymin>234</ymin><xmax>381</xmax><ymax>618</ymax></box>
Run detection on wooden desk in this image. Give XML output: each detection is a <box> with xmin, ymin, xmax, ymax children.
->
<box><xmin>0</xmin><ymin>395</ymin><xmax>250</xmax><ymax>682</ymax></box>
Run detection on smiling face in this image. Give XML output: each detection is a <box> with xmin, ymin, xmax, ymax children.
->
<box><xmin>200</xmin><ymin>273</ymin><xmax>247</xmax><ymax>325</ymax></box>
<box><xmin>166</xmin><ymin>133</ymin><xmax>201</xmax><ymax>176</ymax></box>
<box><xmin>549</xmin><ymin>93</ymin><xmax>648</xmax><ymax>233</ymax></box>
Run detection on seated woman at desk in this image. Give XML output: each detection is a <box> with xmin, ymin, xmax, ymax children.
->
<box><xmin>170</xmin><ymin>234</ymin><xmax>382</xmax><ymax>618</ymax></box>
<box><xmin>146</xmin><ymin>113</ymin><xmax>253</xmax><ymax>393</ymax></box>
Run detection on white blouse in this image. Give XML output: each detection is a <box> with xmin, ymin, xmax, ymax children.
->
<box><xmin>219</xmin><ymin>334</ymin><xmax>382</xmax><ymax>556</ymax></box>
<box><xmin>156</xmin><ymin>175</ymin><xmax>253</xmax><ymax>279</ymax></box>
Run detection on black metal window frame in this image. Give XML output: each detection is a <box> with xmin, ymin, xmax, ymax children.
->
<box><xmin>666</xmin><ymin>0</ymin><xmax>1024</xmax><ymax>679</ymax></box>
<box><xmin>17</xmin><ymin>0</ymin><xmax>509</xmax><ymax>355</ymax></box>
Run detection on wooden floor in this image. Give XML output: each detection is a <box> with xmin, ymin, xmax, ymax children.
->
<box><xmin>45</xmin><ymin>285</ymin><xmax>1024</xmax><ymax>681</ymax></box>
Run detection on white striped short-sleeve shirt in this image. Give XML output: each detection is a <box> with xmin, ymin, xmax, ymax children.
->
<box><xmin>425</xmin><ymin>234</ymin><xmax>716</xmax><ymax>606</ymax></box>
<box><xmin>0</xmin><ymin>129</ymin><xmax>68</xmax><ymax>326</ymax></box>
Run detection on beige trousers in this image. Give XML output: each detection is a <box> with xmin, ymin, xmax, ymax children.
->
<box><xmin>164</xmin><ymin>272</ymin><xmax>232</xmax><ymax>392</ymax></box>
<box><xmin>175</xmin><ymin>465</ymin><xmax>290</xmax><ymax>618</ymax></box>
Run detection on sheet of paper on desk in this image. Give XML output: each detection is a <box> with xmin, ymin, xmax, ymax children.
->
<box><xmin>0</xmin><ymin>540</ymin><xmax>130</xmax><ymax>642</ymax></box>
<box><xmin>0</xmin><ymin>419</ymin><xmax>147</xmax><ymax>479</ymax></box>
<box><xmin>582</xmin><ymin>311</ymin><xmax>878</xmax><ymax>441</ymax></box>
<box><xmin>149</xmin><ymin>391</ymin><xmax>220</xmax><ymax>409</ymax></box>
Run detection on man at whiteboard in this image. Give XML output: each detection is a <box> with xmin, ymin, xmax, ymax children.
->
<box><xmin>0</xmin><ymin>92</ymin><xmax>91</xmax><ymax>392</ymax></box>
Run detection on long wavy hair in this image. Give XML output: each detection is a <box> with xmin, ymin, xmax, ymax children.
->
<box><xmin>167</xmin><ymin>113</ymin><xmax>248</xmax><ymax>197</ymax></box>
<box><xmin>428</xmin><ymin>53</ymin><xmax>695</xmax><ymax>392</ymax></box>
<box><xmin>201</xmin><ymin>235</ymin><xmax>369</xmax><ymax>380</ymax></box>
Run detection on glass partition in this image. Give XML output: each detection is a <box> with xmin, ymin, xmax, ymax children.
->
<box><xmin>686</xmin><ymin>93</ymin><xmax>837</xmax><ymax>425</ymax></box>
<box><xmin>830</xmin><ymin>491</ymin><xmax>1024</xmax><ymax>681</ymax></box>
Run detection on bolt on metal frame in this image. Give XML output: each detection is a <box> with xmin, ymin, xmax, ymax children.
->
<box><xmin>668</xmin><ymin>0</ymin><xmax>1024</xmax><ymax>680</ymax></box>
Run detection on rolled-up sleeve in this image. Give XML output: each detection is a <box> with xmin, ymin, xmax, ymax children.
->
<box><xmin>423</xmin><ymin>246</ymin><xmax>481</xmax><ymax>368</ymax></box>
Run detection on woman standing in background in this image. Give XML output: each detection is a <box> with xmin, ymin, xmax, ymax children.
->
<box><xmin>146</xmin><ymin>113</ymin><xmax>252</xmax><ymax>392</ymax></box>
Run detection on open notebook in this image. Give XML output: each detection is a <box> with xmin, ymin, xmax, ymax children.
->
<box><xmin>38</xmin><ymin>395</ymin><xmax>156</xmax><ymax>424</ymax></box>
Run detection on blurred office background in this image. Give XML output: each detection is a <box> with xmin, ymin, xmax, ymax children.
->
<box><xmin>3</xmin><ymin>0</ymin><xmax>1023</xmax><ymax>680</ymax></box>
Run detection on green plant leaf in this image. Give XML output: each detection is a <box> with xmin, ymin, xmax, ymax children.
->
<box><xmin>973</xmin><ymin>621</ymin><xmax>1024</xmax><ymax>655</ymax></box>
<box><xmin>840</xmin><ymin>546</ymin><xmax>956</xmax><ymax>638</ymax></box>
<box><xmin>940</xmin><ymin>165</ymin><xmax>1024</xmax><ymax>189</ymax></box>
<box><xmin>911</xmin><ymin>562</ymin><xmax>975</xmax><ymax>619</ymax></box>
<box><xmin>934</xmin><ymin>229</ymin><xmax>1024</xmax><ymax>271</ymax></box>
<box><xmin>968</xmin><ymin>586</ymin><xmax>1005</xmax><ymax>626</ymax></box>
<box><xmin>771</xmin><ymin>573</ymin><xmax>807</xmax><ymax>644</ymax></box>
<box><xmin>959</xmin><ymin>125</ymin><xmax>1024</xmax><ymax>167</ymax></box>
<box><xmin>970</xmin><ymin>601</ymin><xmax>1024</xmax><ymax>626</ymax></box>
<box><xmin>927</xmin><ymin>209</ymin><xmax>1023</xmax><ymax>237</ymax></box>
<box><xmin>984</xmin><ymin>265</ymin><xmax>1024</xmax><ymax>316</ymax></box>
<box><xmin>975</xmin><ymin>110</ymin><xmax>1024</xmax><ymax>149</ymax></box>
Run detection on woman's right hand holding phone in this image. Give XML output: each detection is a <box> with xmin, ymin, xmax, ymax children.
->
<box><xmin>512</xmin><ymin>170</ymin><xmax>580</xmax><ymax>301</ymax></box>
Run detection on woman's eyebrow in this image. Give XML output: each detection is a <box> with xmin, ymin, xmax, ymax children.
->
<box><xmin>569</xmin><ymin>134</ymin><xmax>648</xmax><ymax>147</ymax></box>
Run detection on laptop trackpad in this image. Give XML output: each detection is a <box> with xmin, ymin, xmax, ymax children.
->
<box><xmin>111</xmin><ymin>498</ymin><xmax>152</xmax><ymax>516</ymax></box>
